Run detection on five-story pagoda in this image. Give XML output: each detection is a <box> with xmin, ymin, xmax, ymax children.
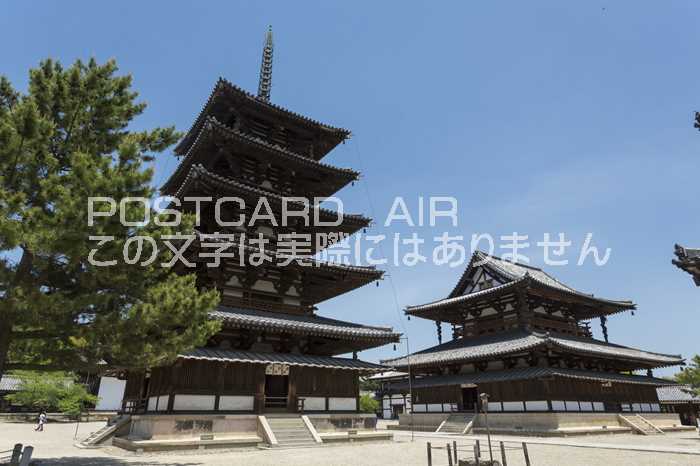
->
<box><xmin>121</xmin><ymin>28</ymin><xmax>399</xmax><ymax>417</ymax></box>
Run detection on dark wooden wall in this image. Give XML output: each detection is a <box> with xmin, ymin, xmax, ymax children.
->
<box><xmin>478</xmin><ymin>378</ymin><xmax>659</xmax><ymax>403</ymax></box>
<box><xmin>294</xmin><ymin>367</ymin><xmax>358</xmax><ymax>398</ymax></box>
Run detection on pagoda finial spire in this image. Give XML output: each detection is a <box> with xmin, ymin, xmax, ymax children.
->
<box><xmin>257</xmin><ymin>25</ymin><xmax>274</xmax><ymax>102</ymax></box>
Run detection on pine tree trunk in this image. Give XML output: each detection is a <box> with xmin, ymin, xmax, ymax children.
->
<box><xmin>0</xmin><ymin>316</ymin><xmax>11</xmax><ymax>381</ymax></box>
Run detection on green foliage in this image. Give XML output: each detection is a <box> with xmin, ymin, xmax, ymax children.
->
<box><xmin>359</xmin><ymin>377</ymin><xmax>380</xmax><ymax>392</ymax></box>
<box><xmin>57</xmin><ymin>382</ymin><xmax>98</xmax><ymax>418</ymax></box>
<box><xmin>0</xmin><ymin>58</ymin><xmax>220</xmax><ymax>377</ymax></box>
<box><xmin>675</xmin><ymin>354</ymin><xmax>700</xmax><ymax>395</ymax></box>
<box><xmin>359</xmin><ymin>393</ymin><xmax>380</xmax><ymax>414</ymax></box>
<box><xmin>5</xmin><ymin>371</ymin><xmax>96</xmax><ymax>417</ymax></box>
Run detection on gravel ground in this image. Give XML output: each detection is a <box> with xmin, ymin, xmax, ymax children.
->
<box><xmin>1</xmin><ymin>421</ymin><xmax>699</xmax><ymax>466</ymax></box>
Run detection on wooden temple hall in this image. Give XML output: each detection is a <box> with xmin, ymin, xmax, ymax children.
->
<box><xmin>381</xmin><ymin>252</ymin><xmax>689</xmax><ymax>434</ymax></box>
<box><xmin>120</xmin><ymin>28</ymin><xmax>399</xmax><ymax>424</ymax></box>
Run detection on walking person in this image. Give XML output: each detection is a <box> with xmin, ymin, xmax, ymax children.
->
<box><xmin>34</xmin><ymin>411</ymin><xmax>47</xmax><ymax>432</ymax></box>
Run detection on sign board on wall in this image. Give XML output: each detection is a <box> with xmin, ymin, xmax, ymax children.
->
<box><xmin>265</xmin><ymin>363</ymin><xmax>290</xmax><ymax>376</ymax></box>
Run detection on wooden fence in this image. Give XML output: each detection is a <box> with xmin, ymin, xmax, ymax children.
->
<box><xmin>426</xmin><ymin>439</ymin><xmax>531</xmax><ymax>466</ymax></box>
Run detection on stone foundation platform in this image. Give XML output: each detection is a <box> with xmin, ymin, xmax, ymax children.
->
<box><xmin>394</xmin><ymin>412</ymin><xmax>687</xmax><ymax>436</ymax></box>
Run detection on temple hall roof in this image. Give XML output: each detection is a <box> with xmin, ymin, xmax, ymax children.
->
<box><xmin>406</xmin><ymin>251</ymin><xmax>635</xmax><ymax>319</ymax></box>
<box><xmin>656</xmin><ymin>384</ymin><xmax>700</xmax><ymax>404</ymax></box>
<box><xmin>386</xmin><ymin>367</ymin><xmax>676</xmax><ymax>391</ymax></box>
<box><xmin>381</xmin><ymin>330</ymin><xmax>683</xmax><ymax>369</ymax></box>
<box><xmin>672</xmin><ymin>244</ymin><xmax>700</xmax><ymax>286</ymax></box>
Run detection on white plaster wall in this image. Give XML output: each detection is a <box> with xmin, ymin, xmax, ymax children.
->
<box><xmin>382</xmin><ymin>397</ymin><xmax>390</xmax><ymax>409</ymax></box>
<box><xmin>565</xmin><ymin>401</ymin><xmax>580</xmax><ymax>411</ymax></box>
<box><xmin>488</xmin><ymin>402</ymin><xmax>503</xmax><ymax>412</ymax></box>
<box><xmin>579</xmin><ymin>402</ymin><xmax>594</xmax><ymax>412</ymax></box>
<box><xmin>525</xmin><ymin>401</ymin><xmax>548</xmax><ymax>411</ymax></box>
<box><xmin>427</xmin><ymin>403</ymin><xmax>443</xmax><ymax>412</ymax></box>
<box><xmin>303</xmin><ymin>397</ymin><xmax>326</xmax><ymax>411</ymax></box>
<box><xmin>95</xmin><ymin>376</ymin><xmax>126</xmax><ymax>411</ymax></box>
<box><xmin>592</xmin><ymin>402</ymin><xmax>604</xmax><ymax>411</ymax></box>
<box><xmin>157</xmin><ymin>395</ymin><xmax>169</xmax><ymax>411</ymax></box>
<box><xmin>413</xmin><ymin>404</ymin><xmax>427</xmax><ymax>412</ymax></box>
<box><xmin>551</xmin><ymin>401</ymin><xmax>565</xmax><ymax>411</ymax></box>
<box><xmin>147</xmin><ymin>396</ymin><xmax>158</xmax><ymax>412</ymax></box>
<box><xmin>218</xmin><ymin>395</ymin><xmax>254</xmax><ymax>411</ymax></box>
<box><xmin>173</xmin><ymin>395</ymin><xmax>216</xmax><ymax>411</ymax></box>
<box><xmin>503</xmin><ymin>401</ymin><xmax>524</xmax><ymax>411</ymax></box>
<box><xmin>328</xmin><ymin>397</ymin><xmax>356</xmax><ymax>411</ymax></box>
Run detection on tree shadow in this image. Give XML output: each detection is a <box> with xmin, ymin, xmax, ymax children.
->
<box><xmin>33</xmin><ymin>458</ymin><xmax>204</xmax><ymax>466</ymax></box>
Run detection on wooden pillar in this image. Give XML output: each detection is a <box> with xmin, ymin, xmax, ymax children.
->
<box><xmin>254</xmin><ymin>366</ymin><xmax>266</xmax><ymax>414</ymax></box>
<box><xmin>287</xmin><ymin>367</ymin><xmax>298</xmax><ymax>412</ymax></box>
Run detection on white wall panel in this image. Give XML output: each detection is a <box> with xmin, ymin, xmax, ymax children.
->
<box><xmin>303</xmin><ymin>397</ymin><xmax>326</xmax><ymax>411</ymax></box>
<box><xmin>173</xmin><ymin>394</ymin><xmax>216</xmax><ymax>411</ymax></box>
<box><xmin>218</xmin><ymin>395</ymin><xmax>254</xmax><ymax>411</ymax></box>
<box><xmin>329</xmin><ymin>397</ymin><xmax>356</xmax><ymax>411</ymax></box>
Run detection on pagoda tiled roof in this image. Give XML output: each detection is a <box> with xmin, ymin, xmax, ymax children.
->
<box><xmin>672</xmin><ymin>244</ymin><xmax>700</xmax><ymax>286</ymax></box>
<box><xmin>406</xmin><ymin>251</ymin><xmax>635</xmax><ymax>316</ymax></box>
<box><xmin>175</xmin><ymin>78</ymin><xmax>350</xmax><ymax>158</ymax></box>
<box><xmin>180</xmin><ymin>347</ymin><xmax>385</xmax><ymax>372</ymax></box>
<box><xmin>386</xmin><ymin>367</ymin><xmax>676</xmax><ymax>391</ymax></box>
<box><xmin>381</xmin><ymin>330</ymin><xmax>683</xmax><ymax>369</ymax></box>
<box><xmin>171</xmin><ymin>164</ymin><xmax>371</xmax><ymax>231</ymax></box>
<box><xmin>656</xmin><ymin>384</ymin><xmax>700</xmax><ymax>404</ymax></box>
<box><xmin>190</xmin><ymin>230</ymin><xmax>383</xmax><ymax>285</ymax></box>
<box><xmin>162</xmin><ymin>116</ymin><xmax>358</xmax><ymax>196</ymax></box>
<box><xmin>210</xmin><ymin>306</ymin><xmax>400</xmax><ymax>342</ymax></box>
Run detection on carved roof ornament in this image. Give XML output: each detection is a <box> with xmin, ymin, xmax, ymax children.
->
<box><xmin>257</xmin><ymin>26</ymin><xmax>274</xmax><ymax>102</ymax></box>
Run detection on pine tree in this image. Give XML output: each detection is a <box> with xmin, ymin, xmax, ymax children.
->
<box><xmin>675</xmin><ymin>354</ymin><xmax>700</xmax><ymax>395</ymax></box>
<box><xmin>0</xmin><ymin>58</ymin><xmax>220</xmax><ymax>379</ymax></box>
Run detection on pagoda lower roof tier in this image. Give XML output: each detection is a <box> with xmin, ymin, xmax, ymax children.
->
<box><xmin>386</xmin><ymin>367</ymin><xmax>676</xmax><ymax>391</ymax></box>
<box><xmin>162</xmin><ymin>117</ymin><xmax>358</xmax><ymax>199</ymax></box>
<box><xmin>673</xmin><ymin>244</ymin><xmax>700</xmax><ymax>286</ymax></box>
<box><xmin>179</xmin><ymin>347</ymin><xmax>386</xmax><ymax>373</ymax></box>
<box><xmin>171</xmin><ymin>164</ymin><xmax>370</xmax><ymax>246</ymax></box>
<box><xmin>381</xmin><ymin>330</ymin><xmax>683</xmax><ymax>370</ymax></box>
<box><xmin>175</xmin><ymin>78</ymin><xmax>349</xmax><ymax>160</ymax></box>
<box><xmin>187</xmin><ymin>231</ymin><xmax>384</xmax><ymax>305</ymax></box>
<box><xmin>210</xmin><ymin>306</ymin><xmax>400</xmax><ymax>347</ymax></box>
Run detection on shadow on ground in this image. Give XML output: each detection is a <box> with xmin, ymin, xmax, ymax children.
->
<box><xmin>33</xmin><ymin>458</ymin><xmax>203</xmax><ymax>466</ymax></box>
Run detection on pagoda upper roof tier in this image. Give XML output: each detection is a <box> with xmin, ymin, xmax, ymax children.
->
<box><xmin>175</xmin><ymin>78</ymin><xmax>350</xmax><ymax>160</ymax></box>
<box><xmin>170</xmin><ymin>164</ymin><xmax>370</xmax><ymax>247</ymax></box>
<box><xmin>210</xmin><ymin>306</ymin><xmax>400</xmax><ymax>353</ymax></box>
<box><xmin>672</xmin><ymin>244</ymin><xmax>700</xmax><ymax>286</ymax></box>
<box><xmin>162</xmin><ymin>117</ymin><xmax>358</xmax><ymax>199</ymax></box>
<box><xmin>405</xmin><ymin>251</ymin><xmax>635</xmax><ymax>321</ymax></box>
<box><xmin>187</xmin><ymin>231</ymin><xmax>384</xmax><ymax>306</ymax></box>
<box><xmin>381</xmin><ymin>329</ymin><xmax>683</xmax><ymax>370</ymax></box>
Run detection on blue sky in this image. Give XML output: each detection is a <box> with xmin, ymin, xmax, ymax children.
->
<box><xmin>3</xmin><ymin>1</ymin><xmax>699</xmax><ymax>375</ymax></box>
